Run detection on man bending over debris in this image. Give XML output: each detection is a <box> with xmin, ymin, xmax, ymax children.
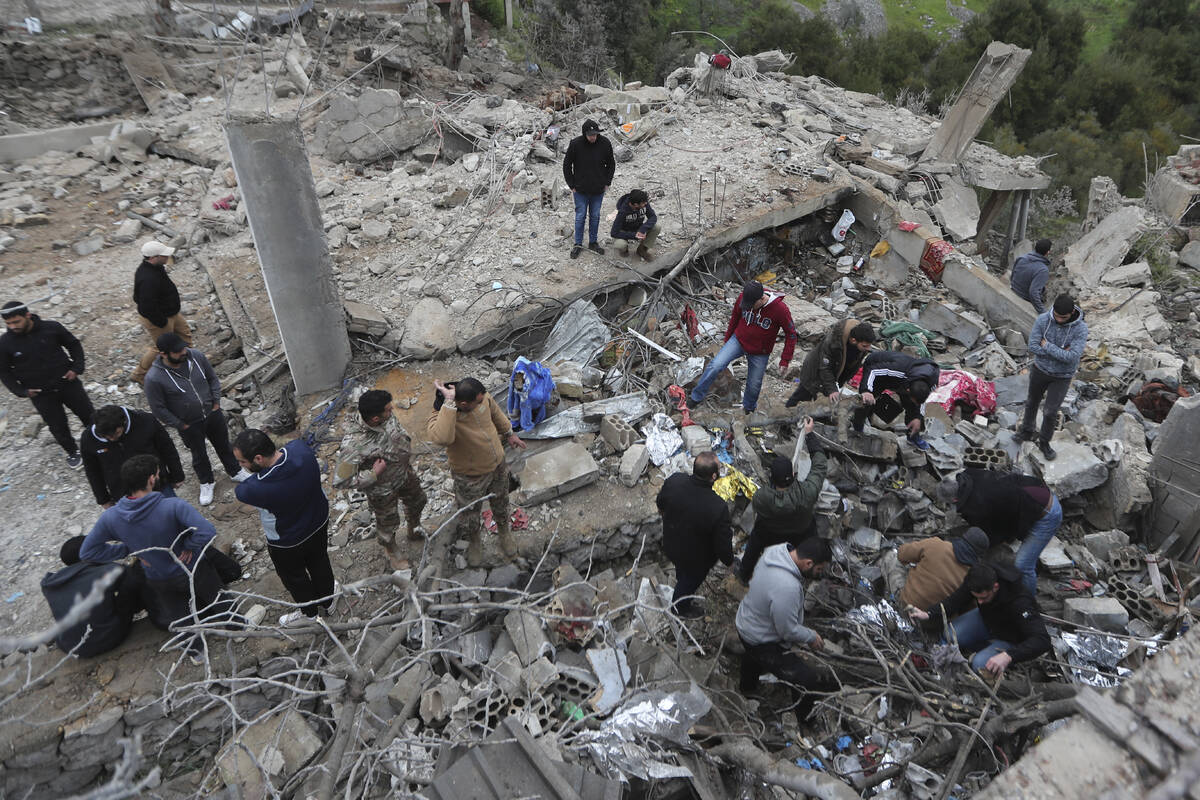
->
<box><xmin>851</xmin><ymin>350</ymin><xmax>940</xmax><ymax>451</ymax></box>
<box><xmin>0</xmin><ymin>299</ymin><xmax>94</xmax><ymax>469</ymax></box>
<box><xmin>1017</xmin><ymin>293</ymin><xmax>1088</xmax><ymax>461</ymax></box>
<box><xmin>896</xmin><ymin>527</ymin><xmax>990</xmax><ymax>613</ymax></box>
<box><xmin>735</xmin><ymin>538</ymin><xmax>837</xmax><ymax>714</ymax></box>
<box><xmin>690</xmin><ymin>280</ymin><xmax>797</xmax><ymax>415</ymax></box>
<box><xmin>609</xmin><ymin>188</ymin><xmax>659</xmax><ymax>261</ymax></box>
<box><xmin>334</xmin><ymin>389</ymin><xmax>427</xmax><ymax>572</ymax></box>
<box><xmin>911</xmin><ymin>562</ymin><xmax>1051</xmax><ymax>678</ymax></box>
<box><xmin>739</xmin><ymin>418</ymin><xmax>828</xmax><ymax>584</ymax></box>
<box><xmin>657</xmin><ymin>451</ymin><xmax>734</xmax><ymax>618</ymax></box>
<box><xmin>563</xmin><ymin>119</ymin><xmax>615</xmax><ymax>259</ymax></box>
<box><xmin>1009</xmin><ymin>238</ymin><xmax>1052</xmax><ymax>314</ymax></box>
<box><xmin>234</xmin><ymin>429</ymin><xmax>335</xmax><ymax>627</ymax></box>
<box><xmin>938</xmin><ymin>468</ymin><xmax>1061</xmax><ymax>594</ymax></box>
<box><xmin>785</xmin><ymin>319</ymin><xmax>875</xmax><ymax>406</ymax></box>
<box><xmin>427</xmin><ymin>378</ymin><xmax>526</xmax><ymax>568</ymax></box>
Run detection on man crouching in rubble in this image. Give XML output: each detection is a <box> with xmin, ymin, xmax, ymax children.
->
<box><xmin>911</xmin><ymin>562</ymin><xmax>1051</xmax><ymax>678</ymax></box>
<box><xmin>785</xmin><ymin>319</ymin><xmax>876</xmax><ymax>406</ymax></box>
<box><xmin>735</xmin><ymin>538</ymin><xmax>837</xmax><ymax>716</ymax></box>
<box><xmin>657</xmin><ymin>451</ymin><xmax>734</xmax><ymax>618</ymax></box>
<box><xmin>427</xmin><ymin>378</ymin><xmax>526</xmax><ymax>568</ymax></box>
<box><xmin>609</xmin><ymin>188</ymin><xmax>659</xmax><ymax>261</ymax></box>
<box><xmin>852</xmin><ymin>350</ymin><xmax>939</xmax><ymax>451</ymax></box>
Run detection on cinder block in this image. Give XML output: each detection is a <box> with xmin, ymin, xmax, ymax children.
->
<box><xmin>681</xmin><ymin>425</ymin><xmax>712</xmax><ymax>455</ymax></box>
<box><xmin>1063</xmin><ymin>597</ymin><xmax>1129</xmax><ymax>633</ymax></box>
<box><xmin>1083</xmin><ymin>530</ymin><xmax>1130</xmax><ymax>562</ymax></box>
<box><xmin>599</xmin><ymin>414</ymin><xmax>636</xmax><ymax>451</ymax></box>
<box><xmin>619</xmin><ymin>443</ymin><xmax>649</xmax><ymax>487</ymax></box>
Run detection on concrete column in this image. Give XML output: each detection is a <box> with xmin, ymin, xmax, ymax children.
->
<box><xmin>1147</xmin><ymin>396</ymin><xmax>1200</xmax><ymax>559</ymax></box>
<box><xmin>224</xmin><ymin>116</ymin><xmax>351</xmax><ymax>396</ymax></box>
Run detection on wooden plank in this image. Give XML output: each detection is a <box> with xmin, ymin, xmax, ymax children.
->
<box><xmin>225</xmin><ymin>348</ymin><xmax>285</xmax><ymax>389</ymax></box>
<box><xmin>1075</xmin><ymin>686</ymin><xmax>1174</xmax><ymax>776</ymax></box>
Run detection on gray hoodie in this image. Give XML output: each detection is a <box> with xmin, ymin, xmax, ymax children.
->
<box><xmin>735</xmin><ymin>543</ymin><xmax>816</xmax><ymax>647</ymax></box>
<box><xmin>1027</xmin><ymin>306</ymin><xmax>1087</xmax><ymax>379</ymax></box>
<box><xmin>144</xmin><ymin>347</ymin><xmax>222</xmax><ymax>429</ymax></box>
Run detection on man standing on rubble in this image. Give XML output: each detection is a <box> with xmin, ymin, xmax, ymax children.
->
<box><xmin>938</xmin><ymin>468</ymin><xmax>1061</xmax><ymax>595</ymax></box>
<box><xmin>785</xmin><ymin>319</ymin><xmax>876</xmax><ymax>406</ymax></box>
<box><xmin>334</xmin><ymin>389</ymin><xmax>427</xmax><ymax>572</ymax></box>
<box><xmin>1017</xmin><ymin>293</ymin><xmax>1088</xmax><ymax>461</ymax></box>
<box><xmin>82</xmin><ymin>404</ymin><xmax>185</xmax><ymax>508</ymax></box>
<box><xmin>739</xmin><ymin>419</ymin><xmax>828</xmax><ymax>584</ymax></box>
<box><xmin>689</xmin><ymin>280</ymin><xmax>797</xmax><ymax>415</ymax></box>
<box><xmin>0</xmin><ymin>300</ymin><xmax>93</xmax><ymax>469</ymax></box>
<box><xmin>563</xmin><ymin>119</ymin><xmax>615</xmax><ymax>260</ymax></box>
<box><xmin>131</xmin><ymin>241</ymin><xmax>193</xmax><ymax>386</ymax></box>
<box><xmin>427</xmin><ymin>378</ymin><xmax>526</xmax><ymax>568</ymax></box>
<box><xmin>609</xmin><ymin>188</ymin><xmax>659</xmax><ymax>261</ymax></box>
<box><xmin>911</xmin><ymin>562</ymin><xmax>1051</xmax><ymax>677</ymax></box>
<box><xmin>735</xmin><ymin>538</ymin><xmax>837</xmax><ymax>714</ymax></box>
<box><xmin>896</xmin><ymin>527</ymin><xmax>990</xmax><ymax>613</ymax></box>
<box><xmin>1010</xmin><ymin>239</ymin><xmax>1052</xmax><ymax>314</ymax></box>
<box><xmin>657</xmin><ymin>451</ymin><xmax>734</xmax><ymax>618</ymax></box>
<box><xmin>851</xmin><ymin>350</ymin><xmax>940</xmax><ymax>451</ymax></box>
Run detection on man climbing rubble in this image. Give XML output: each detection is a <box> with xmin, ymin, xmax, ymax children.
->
<box><xmin>562</xmin><ymin>119</ymin><xmax>615</xmax><ymax>259</ymax></box>
<box><xmin>609</xmin><ymin>188</ymin><xmax>659</xmax><ymax>261</ymax></box>
<box><xmin>785</xmin><ymin>319</ymin><xmax>875</xmax><ymax>407</ymax></box>
<box><xmin>1009</xmin><ymin>238</ymin><xmax>1052</xmax><ymax>314</ymax></box>
<box><xmin>657</xmin><ymin>451</ymin><xmax>734</xmax><ymax>618</ymax></box>
<box><xmin>911</xmin><ymin>562</ymin><xmax>1051</xmax><ymax>678</ymax></box>
<box><xmin>938</xmin><ymin>469</ymin><xmax>1062</xmax><ymax>595</ymax></box>
<box><xmin>894</xmin><ymin>526</ymin><xmax>990</xmax><ymax>612</ymax></box>
<box><xmin>131</xmin><ymin>241</ymin><xmax>193</xmax><ymax>386</ymax></box>
<box><xmin>427</xmin><ymin>378</ymin><xmax>526</xmax><ymax>568</ymax></box>
<box><xmin>1017</xmin><ymin>293</ymin><xmax>1088</xmax><ymax>461</ymax></box>
<box><xmin>735</xmin><ymin>538</ymin><xmax>837</xmax><ymax>715</ymax></box>
<box><xmin>739</xmin><ymin>418</ymin><xmax>828</xmax><ymax>584</ymax></box>
<box><xmin>689</xmin><ymin>280</ymin><xmax>797</xmax><ymax>415</ymax></box>
<box><xmin>851</xmin><ymin>350</ymin><xmax>939</xmax><ymax>450</ymax></box>
<box><xmin>334</xmin><ymin>389</ymin><xmax>427</xmax><ymax>572</ymax></box>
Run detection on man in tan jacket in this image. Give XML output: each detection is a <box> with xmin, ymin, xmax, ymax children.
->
<box><xmin>427</xmin><ymin>377</ymin><xmax>526</xmax><ymax>567</ymax></box>
<box><xmin>897</xmin><ymin>527</ymin><xmax>989</xmax><ymax>612</ymax></box>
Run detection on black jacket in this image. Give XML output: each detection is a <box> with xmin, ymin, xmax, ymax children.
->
<box><xmin>932</xmin><ymin>561</ymin><xmax>1051</xmax><ymax>664</ymax></box>
<box><xmin>133</xmin><ymin>259</ymin><xmax>181</xmax><ymax>328</ymax></box>
<box><xmin>80</xmin><ymin>407</ymin><xmax>185</xmax><ymax>505</ymax></box>
<box><xmin>798</xmin><ymin>319</ymin><xmax>868</xmax><ymax>396</ymax></box>
<box><xmin>955</xmin><ymin>468</ymin><xmax>1051</xmax><ymax>545</ymax></box>
<box><xmin>657</xmin><ymin>473</ymin><xmax>734</xmax><ymax>575</ymax></box>
<box><xmin>610</xmin><ymin>192</ymin><xmax>658</xmax><ymax>239</ymax></box>
<box><xmin>860</xmin><ymin>350</ymin><xmax>940</xmax><ymax>423</ymax></box>
<box><xmin>0</xmin><ymin>314</ymin><xmax>86</xmax><ymax>397</ymax></box>
<box><xmin>40</xmin><ymin>561</ymin><xmax>143</xmax><ymax>657</ymax></box>
<box><xmin>562</xmin><ymin>134</ymin><xmax>615</xmax><ymax>195</ymax></box>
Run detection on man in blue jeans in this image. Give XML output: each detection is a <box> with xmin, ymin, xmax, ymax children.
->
<box><xmin>938</xmin><ymin>468</ymin><xmax>1062</xmax><ymax>594</ymax></box>
<box><xmin>911</xmin><ymin>562</ymin><xmax>1050</xmax><ymax>677</ymax></box>
<box><xmin>562</xmin><ymin>119</ymin><xmax>615</xmax><ymax>259</ymax></box>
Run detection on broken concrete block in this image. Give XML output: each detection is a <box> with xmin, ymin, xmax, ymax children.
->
<box><xmin>550</xmin><ymin>360</ymin><xmax>584</xmax><ymax>398</ymax></box>
<box><xmin>1064</xmin><ymin>543</ymin><xmax>1107</xmax><ymax>580</ymax></box>
<box><xmin>619</xmin><ymin>443</ymin><xmax>650</xmax><ymax>487</ymax></box>
<box><xmin>1100</xmin><ymin>260</ymin><xmax>1151</xmax><ymax>287</ymax></box>
<box><xmin>940</xmin><ymin>255</ymin><xmax>1035</xmax><ymax>338</ymax></box>
<box><xmin>1031</xmin><ymin>442</ymin><xmax>1109</xmax><ymax>497</ymax></box>
<box><xmin>515</xmin><ymin>442</ymin><xmax>600</xmax><ymax>505</ymax></box>
<box><xmin>931</xmin><ymin>175</ymin><xmax>980</xmax><ymax>240</ymax></box>
<box><xmin>388</xmin><ymin>661</ymin><xmax>433</xmax><ymax>714</ymax></box>
<box><xmin>72</xmin><ymin>234</ymin><xmax>105</xmax><ymax>256</ymax></box>
<box><xmin>521</xmin><ymin>656</ymin><xmax>558</xmax><ymax>695</ymax></box>
<box><xmin>1179</xmin><ymin>241</ymin><xmax>1200</xmax><ymax>271</ymax></box>
<box><xmin>681</xmin><ymin>424</ymin><xmax>712</xmax><ymax>456</ymax></box>
<box><xmin>399</xmin><ymin>297</ymin><xmax>456</xmax><ymax>358</ymax></box>
<box><xmin>216</xmin><ymin>709</ymin><xmax>322</xmax><ymax>799</ymax></box>
<box><xmin>504</xmin><ymin>609</ymin><xmax>552</xmax><ymax>667</ymax></box>
<box><xmin>420</xmin><ymin>674</ymin><xmax>464</xmax><ymax>725</ymax></box>
<box><xmin>1147</xmin><ymin>396</ymin><xmax>1200</xmax><ymax>556</ymax></box>
<box><xmin>344</xmin><ymin>299</ymin><xmax>389</xmax><ymax>336</ymax></box>
<box><xmin>1063</xmin><ymin>597</ymin><xmax>1130</xmax><ymax>634</ymax></box>
<box><xmin>1037</xmin><ymin>537</ymin><xmax>1072</xmax><ymax>571</ymax></box>
<box><xmin>310</xmin><ymin>89</ymin><xmax>431</xmax><ymax>163</ymax></box>
<box><xmin>1083</xmin><ymin>530</ymin><xmax>1131</xmax><ymax>563</ymax></box>
<box><xmin>110</xmin><ymin>218</ymin><xmax>142</xmax><ymax>243</ymax></box>
<box><xmin>586</xmin><ymin>647</ymin><xmax>630</xmax><ymax>714</ymax></box>
<box><xmin>599</xmin><ymin>414</ymin><xmax>636</xmax><ymax>451</ymax></box>
<box><xmin>918</xmin><ymin>300</ymin><xmax>984</xmax><ymax>347</ymax></box>
<box><xmin>1063</xmin><ymin>205</ymin><xmax>1155</xmax><ymax>288</ymax></box>
<box><xmin>992</xmin><ymin>373</ymin><xmax>1029</xmax><ymax>408</ymax></box>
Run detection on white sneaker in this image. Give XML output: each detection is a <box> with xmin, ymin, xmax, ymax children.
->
<box><xmin>279</xmin><ymin>610</ymin><xmax>308</xmax><ymax>627</ymax></box>
<box><xmin>199</xmin><ymin>483</ymin><xmax>215</xmax><ymax>506</ymax></box>
<box><xmin>232</xmin><ymin>468</ymin><xmax>253</xmax><ymax>483</ymax></box>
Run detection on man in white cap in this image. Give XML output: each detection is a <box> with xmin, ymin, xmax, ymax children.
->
<box><xmin>131</xmin><ymin>240</ymin><xmax>192</xmax><ymax>385</ymax></box>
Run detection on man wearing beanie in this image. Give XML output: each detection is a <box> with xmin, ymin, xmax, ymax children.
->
<box><xmin>131</xmin><ymin>240</ymin><xmax>193</xmax><ymax>385</ymax></box>
<box><xmin>690</xmin><ymin>280</ymin><xmax>797</xmax><ymax>415</ymax></box>
<box><xmin>739</xmin><ymin>417</ymin><xmax>828</xmax><ymax>583</ymax></box>
<box><xmin>1010</xmin><ymin>239</ymin><xmax>1053</xmax><ymax>314</ymax></box>
<box><xmin>786</xmin><ymin>318</ymin><xmax>876</xmax><ymax>407</ymax></box>
<box><xmin>1018</xmin><ymin>293</ymin><xmax>1088</xmax><ymax>461</ymax></box>
<box><xmin>609</xmin><ymin>188</ymin><xmax>659</xmax><ymax>261</ymax></box>
<box><xmin>897</xmin><ymin>527</ymin><xmax>989</xmax><ymax>612</ymax></box>
<box><xmin>852</xmin><ymin>350</ymin><xmax>940</xmax><ymax>450</ymax></box>
<box><xmin>144</xmin><ymin>333</ymin><xmax>250</xmax><ymax>506</ymax></box>
<box><xmin>562</xmin><ymin>119</ymin><xmax>615</xmax><ymax>259</ymax></box>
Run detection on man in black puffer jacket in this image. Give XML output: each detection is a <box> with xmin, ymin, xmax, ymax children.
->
<box><xmin>0</xmin><ymin>300</ymin><xmax>94</xmax><ymax>468</ymax></box>
<box><xmin>656</xmin><ymin>452</ymin><xmax>734</xmax><ymax>618</ymax></box>
<box><xmin>562</xmin><ymin>119</ymin><xmax>615</xmax><ymax>260</ymax></box>
<box><xmin>81</xmin><ymin>404</ymin><xmax>186</xmax><ymax>508</ymax></box>
<box><xmin>852</xmin><ymin>350</ymin><xmax>940</xmax><ymax>451</ymax></box>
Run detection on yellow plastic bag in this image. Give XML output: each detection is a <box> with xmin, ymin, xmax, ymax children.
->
<box><xmin>713</xmin><ymin>465</ymin><xmax>758</xmax><ymax>502</ymax></box>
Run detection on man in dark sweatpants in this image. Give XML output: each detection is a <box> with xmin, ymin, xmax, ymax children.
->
<box><xmin>1018</xmin><ymin>294</ymin><xmax>1088</xmax><ymax>461</ymax></box>
<box><xmin>562</xmin><ymin>119</ymin><xmax>615</xmax><ymax>259</ymax></box>
<box><xmin>656</xmin><ymin>452</ymin><xmax>734</xmax><ymax>618</ymax></box>
<box><xmin>0</xmin><ymin>300</ymin><xmax>94</xmax><ymax>468</ymax></box>
<box><xmin>852</xmin><ymin>350</ymin><xmax>940</xmax><ymax>450</ymax></box>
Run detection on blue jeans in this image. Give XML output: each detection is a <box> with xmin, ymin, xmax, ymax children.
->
<box><xmin>689</xmin><ymin>337</ymin><xmax>769</xmax><ymax>412</ymax></box>
<box><xmin>951</xmin><ymin>607</ymin><xmax>1014</xmax><ymax>671</ymax></box>
<box><xmin>1015</xmin><ymin>494</ymin><xmax>1061</xmax><ymax>594</ymax></box>
<box><xmin>573</xmin><ymin>191</ymin><xmax>604</xmax><ymax>245</ymax></box>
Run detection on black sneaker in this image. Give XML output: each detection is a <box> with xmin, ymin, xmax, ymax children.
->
<box><xmin>1013</xmin><ymin>429</ymin><xmax>1034</xmax><ymax>443</ymax></box>
<box><xmin>66</xmin><ymin>452</ymin><xmax>83</xmax><ymax>469</ymax></box>
<box><xmin>570</xmin><ymin>245</ymin><xmax>582</xmax><ymax>259</ymax></box>
<box><xmin>1038</xmin><ymin>440</ymin><xmax>1057</xmax><ymax>461</ymax></box>
<box><xmin>588</xmin><ymin>242</ymin><xmax>605</xmax><ymax>255</ymax></box>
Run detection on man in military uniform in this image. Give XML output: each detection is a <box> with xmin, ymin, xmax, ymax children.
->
<box><xmin>334</xmin><ymin>389</ymin><xmax>427</xmax><ymax>570</ymax></box>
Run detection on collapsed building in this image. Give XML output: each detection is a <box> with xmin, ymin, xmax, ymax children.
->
<box><xmin>2</xmin><ymin>2</ymin><xmax>1200</xmax><ymax>799</ymax></box>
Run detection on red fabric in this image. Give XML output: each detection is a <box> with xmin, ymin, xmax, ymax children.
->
<box><xmin>898</xmin><ymin>221</ymin><xmax>920</xmax><ymax>232</ymax></box>
<box><xmin>723</xmin><ymin>292</ymin><xmax>797</xmax><ymax>367</ymax></box>
<box><xmin>929</xmin><ymin>369</ymin><xmax>996</xmax><ymax>416</ymax></box>
<box><xmin>681</xmin><ymin>305</ymin><xmax>699</xmax><ymax>342</ymax></box>
<box><xmin>667</xmin><ymin>384</ymin><xmax>695</xmax><ymax>427</ymax></box>
<box><xmin>709</xmin><ymin>53</ymin><xmax>732</xmax><ymax>69</ymax></box>
<box><xmin>919</xmin><ymin>239</ymin><xmax>954</xmax><ymax>283</ymax></box>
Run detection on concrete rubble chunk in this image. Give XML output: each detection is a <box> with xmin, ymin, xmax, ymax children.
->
<box><xmin>399</xmin><ymin>297</ymin><xmax>456</xmax><ymax>358</ymax></box>
<box><xmin>919</xmin><ymin>300</ymin><xmax>984</xmax><ymax>347</ymax></box>
<box><xmin>681</xmin><ymin>425</ymin><xmax>712</xmax><ymax>455</ymax></box>
<box><xmin>931</xmin><ymin>175</ymin><xmax>981</xmax><ymax>240</ymax></box>
<box><xmin>1179</xmin><ymin>241</ymin><xmax>1200</xmax><ymax>271</ymax></box>
<box><xmin>941</xmin><ymin>255</ymin><xmax>1036</xmax><ymax>336</ymax></box>
<box><xmin>1063</xmin><ymin>205</ymin><xmax>1156</xmax><ymax>288</ymax></box>
<box><xmin>1037</xmin><ymin>537</ymin><xmax>1072</xmax><ymax>571</ymax></box>
<box><xmin>504</xmin><ymin>609</ymin><xmax>552</xmax><ymax>667</ymax></box>
<box><xmin>311</xmin><ymin>89</ymin><xmax>431</xmax><ymax>163</ymax></box>
<box><xmin>586</xmin><ymin>647</ymin><xmax>631</xmax><ymax>714</ymax></box>
<box><xmin>1031</xmin><ymin>441</ymin><xmax>1109</xmax><ymax>497</ymax></box>
<box><xmin>72</xmin><ymin>234</ymin><xmax>105</xmax><ymax>256</ymax></box>
<box><xmin>1147</xmin><ymin>396</ymin><xmax>1200</xmax><ymax>558</ymax></box>
<box><xmin>1063</xmin><ymin>596</ymin><xmax>1130</xmax><ymax>634</ymax></box>
<box><xmin>388</xmin><ymin>661</ymin><xmax>434</xmax><ymax>714</ymax></box>
<box><xmin>515</xmin><ymin>442</ymin><xmax>601</xmax><ymax>505</ymax></box>
<box><xmin>1100</xmin><ymin>260</ymin><xmax>1151</xmax><ymax>287</ymax></box>
<box><xmin>344</xmin><ymin>299</ymin><xmax>389</xmax><ymax>336</ymax></box>
<box><xmin>419</xmin><ymin>674</ymin><xmax>463</xmax><ymax>725</ymax></box>
<box><xmin>521</xmin><ymin>656</ymin><xmax>558</xmax><ymax>694</ymax></box>
<box><xmin>1083</xmin><ymin>530</ymin><xmax>1131</xmax><ymax>563</ymax></box>
<box><xmin>619</xmin><ymin>443</ymin><xmax>650</xmax><ymax>487</ymax></box>
<box><xmin>216</xmin><ymin>709</ymin><xmax>322</xmax><ymax>799</ymax></box>
<box><xmin>599</xmin><ymin>414</ymin><xmax>636</xmax><ymax>451</ymax></box>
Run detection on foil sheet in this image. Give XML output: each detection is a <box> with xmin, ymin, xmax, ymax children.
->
<box><xmin>577</xmin><ymin>684</ymin><xmax>711</xmax><ymax>780</ymax></box>
<box><xmin>642</xmin><ymin>413</ymin><xmax>683</xmax><ymax>465</ymax></box>
<box><xmin>846</xmin><ymin>600</ymin><xmax>914</xmax><ymax>635</ymax></box>
<box><xmin>1055</xmin><ymin>630</ymin><xmax>1132</xmax><ymax>688</ymax></box>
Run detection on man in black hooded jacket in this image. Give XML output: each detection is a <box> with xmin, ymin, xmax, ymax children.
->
<box><xmin>562</xmin><ymin>119</ymin><xmax>615</xmax><ymax>260</ymax></box>
<box><xmin>657</xmin><ymin>452</ymin><xmax>734</xmax><ymax>618</ymax></box>
<box><xmin>852</xmin><ymin>350</ymin><xmax>939</xmax><ymax>450</ymax></box>
<box><xmin>81</xmin><ymin>404</ymin><xmax>186</xmax><ymax>508</ymax></box>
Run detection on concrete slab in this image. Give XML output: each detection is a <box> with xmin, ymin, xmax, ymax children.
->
<box><xmin>515</xmin><ymin>442</ymin><xmax>601</xmax><ymax>506</ymax></box>
<box><xmin>931</xmin><ymin>175</ymin><xmax>980</xmax><ymax>240</ymax></box>
<box><xmin>1082</xmin><ymin>530</ymin><xmax>1130</xmax><ymax>563</ymax></box>
<box><xmin>1063</xmin><ymin>205</ymin><xmax>1155</xmax><ymax>289</ymax></box>
<box><xmin>216</xmin><ymin>709</ymin><xmax>322</xmax><ymax>799</ymax></box>
<box><xmin>0</xmin><ymin>121</ymin><xmax>123</xmax><ymax>163</ymax></box>
<box><xmin>1031</xmin><ymin>442</ymin><xmax>1109</xmax><ymax>497</ymax></box>
<box><xmin>918</xmin><ymin>300</ymin><xmax>984</xmax><ymax>347</ymax></box>
<box><xmin>941</xmin><ymin>254</ymin><xmax>1036</xmax><ymax>337</ymax></box>
<box><xmin>1099</xmin><ymin>260</ymin><xmax>1151</xmax><ymax>287</ymax></box>
<box><xmin>1063</xmin><ymin>597</ymin><xmax>1130</xmax><ymax>633</ymax></box>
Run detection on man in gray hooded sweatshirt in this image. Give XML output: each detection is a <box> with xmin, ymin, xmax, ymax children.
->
<box><xmin>735</xmin><ymin>538</ymin><xmax>836</xmax><ymax>714</ymax></box>
<box><xmin>1018</xmin><ymin>293</ymin><xmax>1088</xmax><ymax>461</ymax></box>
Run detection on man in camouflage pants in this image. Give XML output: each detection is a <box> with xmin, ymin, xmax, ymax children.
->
<box><xmin>334</xmin><ymin>389</ymin><xmax>427</xmax><ymax>571</ymax></box>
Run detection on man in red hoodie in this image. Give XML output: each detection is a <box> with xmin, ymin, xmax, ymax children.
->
<box><xmin>690</xmin><ymin>281</ymin><xmax>797</xmax><ymax>414</ymax></box>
